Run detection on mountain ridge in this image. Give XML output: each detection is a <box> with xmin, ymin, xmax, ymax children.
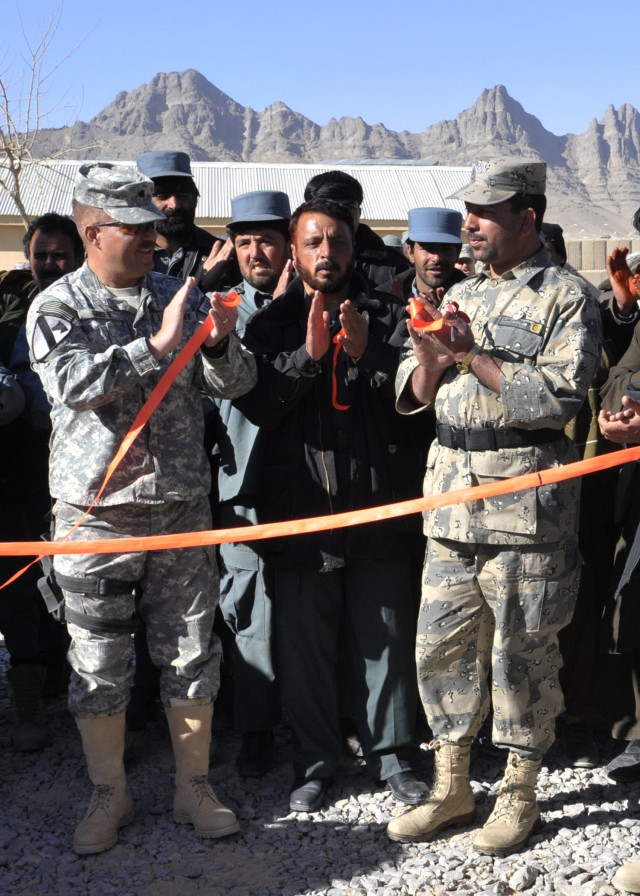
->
<box><xmin>31</xmin><ymin>71</ymin><xmax>640</xmax><ymax>237</ymax></box>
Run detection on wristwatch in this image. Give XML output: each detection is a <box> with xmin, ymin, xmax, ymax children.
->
<box><xmin>456</xmin><ymin>344</ymin><xmax>482</xmax><ymax>374</ymax></box>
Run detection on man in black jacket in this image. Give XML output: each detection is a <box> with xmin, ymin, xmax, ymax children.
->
<box><xmin>235</xmin><ymin>198</ymin><xmax>428</xmax><ymax>812</ymax></box>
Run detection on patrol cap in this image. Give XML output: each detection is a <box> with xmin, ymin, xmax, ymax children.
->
<box><xmin>449</xmin><ymin>157</ymin><xmax>547</xmax><ymax>205</ymax></box>
<box><xmin>407</xmin><ymin>207</ymin><xmax>463</xmax><ymax>244</ymax></box>
<box><xmin>382</xmin><ymin>234</ymin><xmax>403</xmax><ymax>248</ymax></box>
<box><xmin>458</xmin><ymin>244</ymin><xmax>474</xmax><ymax>261</ymax></box>
<box><xmin>227</xmin><ymin>190</ymin><xmax>291</xmax><ymax>232</ymax></box>
<box><xmin>74</xmin><ymin>163</ymin><xmax>165</xmax><ymax>224</ymax></box>
<box><xmin>136</xmin><ymin>150</ymin><xmax>194</xmax><ymax>180</ymax></box>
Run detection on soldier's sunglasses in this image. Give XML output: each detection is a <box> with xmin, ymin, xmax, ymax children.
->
<box><xmin>92</xmin><ymin>221</ymin><xmax>158</xmax><ymax>236</ymax></box>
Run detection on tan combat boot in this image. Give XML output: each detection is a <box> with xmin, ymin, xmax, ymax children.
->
<box><xmin>166</xmin><ymin>699</ymin><xmax>240</xmax><ymax>839</ymax></box>
<box><xmin>74</xmin><ymin>714</ymin><xmax>135</xmax><ymax>855</ymax></box>
<box><xmin>386</xmin><ymin>742</ymin><xmax>475</xmax><ymax>842</ymax></box>
<box><xmin>613</xmin><ymin>861</ymin><xmax>640</xmax><ymax>893</ymax></box>
<box><xmin>473</xmin><ymin>751</ymin><xmax>542</xmax><ymax>856</ymax></box>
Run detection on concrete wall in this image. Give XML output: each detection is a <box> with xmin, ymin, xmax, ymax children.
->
<box><xmin>567</xmin><ymin>238</ymin><xmax>640</xmax><ymax>290</ymax></box>
<box><xmin>0</xmin><ymin>224</ymin><xmax>28</xmax><ymax>272</ymax></box>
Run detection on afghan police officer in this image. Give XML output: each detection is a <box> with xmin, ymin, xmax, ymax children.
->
<box><xmin>215</xmin><ymin>190</ymin><xmax>292</xmax><ymax>777</ymax></box>
<box><xmin>136</xmin><ymin>149</ymin><xmax>239</xmax><ymax>290</ymax></box>
<box><xmin>386</xmin><ymin>158</ymin><xmax>602</xmax><ymax>855</ymax></box>
<box><xmin>26</xmin><ymin>163</ymin><xmax>256</xmax><ymax>855</ymax></box>
<box><xmin>392</xmin><ymin>207</ymin><xmax>467</xmax><ymax>303</ymax></box>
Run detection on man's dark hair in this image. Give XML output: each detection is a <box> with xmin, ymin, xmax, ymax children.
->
<box><xmin>151</xmin><ymin>176</ymin><xmax>200</xmax><ymax>200</ymax></box>
<box><xmin>509</xmin><ymin>194</ymin><xmax>547</xmax><ymax>234</ymax></box>
<box><xmin>303</xmin><ymin>171</ymin><xmax>364</xmax><ymax>206</ymax></box>
<box><xmin>633</xmin><ymin>207</ymin><xmax>640</xmax><ymax>233</ymax></box>
<box><xmin>23</xmin><ymin>212</ymin><xmax>84</xmax><ymax>260</ymax></box>
<box><xmin>290</xmin><ymin>199</ymin><xmax>356</xmax><ymax>241</ymax></box>
<box><xmin>228</xmin><ymin>220</ymin><xmax>290</xmax><ymax>241</ymax></box>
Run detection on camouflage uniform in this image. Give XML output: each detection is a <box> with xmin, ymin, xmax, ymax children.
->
<box><xmin>26</xmin><ymin>263</ymin><xmax>256</xmax><ymax>716</ymax></box>
<box><xmin>396</xmin><ymin>248</ymin><xmax>602</xmax><ymax>755</ymax></box>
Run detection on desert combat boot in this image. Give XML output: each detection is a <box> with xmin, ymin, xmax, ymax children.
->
<box><xmin>613</xmin><ymin>861</ymin><xmax>640</xmax><ymax>893</ymax></box>
<box><xmin>74</xmin><ymin>714</ymin><xmax>135</xmax><ymax>855</ymax></box>
<box><xmin>386</xmin><ymin>742</ymin><xmax>475</xmax><ymax>843</ymax></box>
<box><xmin>473</xmin><ymin>751</ymin><xmax>542</xmax><ymax>856</ymax></box>
<box><xmin>166</xmin><ymin>700</ymin><xmax>240</xmax><ymax>839</ymax></box>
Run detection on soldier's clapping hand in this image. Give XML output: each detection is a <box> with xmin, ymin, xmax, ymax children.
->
<box><xmin>204</xmin><ymin>292</ymin><xmax>239</xmax><ymax>347</ymax></box>
<box><xmin>148</xmin><ymin>276</ymin><xmax>197</xmax><ymax>361</ymax></box>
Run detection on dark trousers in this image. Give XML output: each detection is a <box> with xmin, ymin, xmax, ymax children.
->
<box><xmin>275</xmin><ymin>555</ymin><xmax>418</xmax><ymax>781</ymax></box>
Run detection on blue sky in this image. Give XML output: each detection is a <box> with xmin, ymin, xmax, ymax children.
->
<box><xmin>6</xmin><ymin>0</ymin><xmax>639</xmax><ymax>139</ymax></box>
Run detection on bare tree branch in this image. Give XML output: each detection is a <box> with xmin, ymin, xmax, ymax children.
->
<box><xmin>0</xmin><ymin>2</ymin><xmax>96</xmax><ymax>228</ymax></box>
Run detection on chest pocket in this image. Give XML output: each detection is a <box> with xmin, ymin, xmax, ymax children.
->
<box><xmin>489</xmin><ymin>316</ymin><xmax>545</xmax><ymax>360</ymax></box>
<box><xmin>78</xmin><ymin>309</ymin><xmax>134</xmax><ymax>351</ymax></box>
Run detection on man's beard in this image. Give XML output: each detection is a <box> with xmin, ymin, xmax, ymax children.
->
<box><xmin>244</xmin><ymin>265</ymin><xmax>280</xmax><ymax>293</ymax></box>
<box><xmin>157</xmin><ymin>209</ymin><xmax>194</xmax><ymax>242</ymax></box>
<box><xmin>299</xmin><ymin>260</ymin><xmax>354</xmax><ymax>295</ymax></box>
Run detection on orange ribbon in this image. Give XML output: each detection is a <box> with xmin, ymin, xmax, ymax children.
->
<box><xmin>1</xmin><ymin>442</ymin><xmax>639</xmax><ymax>557</ymax></box>
<box><xmin>331</xmin><ymin>329</ymin><xmax>350</xmax><ymax>411</ymax></box>
<box><xmin>409</xmin><ymin>298</ymin><xmax>470</xmax><ymax>332</ymax></box>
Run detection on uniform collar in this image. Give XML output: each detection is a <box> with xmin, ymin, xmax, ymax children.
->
<box><xmin>477</xmin><ymin>246</ymin><xmax>550</xmax><ymax>285</ymax></box>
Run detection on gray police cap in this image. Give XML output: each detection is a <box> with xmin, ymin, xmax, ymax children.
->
<box><xmin>449</xmin><ymin>157</ymin><xmax>547</xmax><ymax>205</ymax></box>
<box><xmin>228</xmin><ymin>190</ymin><xmax>292</xmax><ymax>232</ymax></box>
<box><xmin>136</xmin><ymin>150</ymin><xmax>194</xmax><ymax>180</ymax></box>
<box><xmin>407</xmin><ymin>207</ymin><xmax>463</xmax><ymax>244</ymax></box>
<box><xmin>74</xmin><ymin>163</ymin><xmax>165</xmax><ymax>225</ymax></box>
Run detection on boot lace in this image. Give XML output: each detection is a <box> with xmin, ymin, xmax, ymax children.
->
<box><xmin>87</xmin><ymin>784</ymin><xmax>115</xmax><ymax>816</ymax></box>
<box><xmin>490</xmin><ymin>785</ymin><xmax>519</xmax><ymax>822</ymax></box>
<box><xmin>189</xmin><ymin>775</ymin><xmax>218</xmax><ymax>806</ymax></box>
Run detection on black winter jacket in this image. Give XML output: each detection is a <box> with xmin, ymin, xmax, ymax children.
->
<box><xmin>234</xmin><ymin>274</ymin><xmax>431</xmax><ymax>569</ymax></box>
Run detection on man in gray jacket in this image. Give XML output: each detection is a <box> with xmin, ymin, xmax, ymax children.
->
<box><xmin>215</xmin><ymin>190</ymin><xmax>292</xmax><ymax>777</ymax></box>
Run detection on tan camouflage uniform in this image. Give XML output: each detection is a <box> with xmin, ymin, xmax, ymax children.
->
<box><xmin>396</xmin><ymin>248</ymin><xmax>601</xmax><ymax>755</ymax></box>
<box><xmin>26</xmin><ymin>264</ymin><xmax>256</xmax><ymax>716</ymax></box>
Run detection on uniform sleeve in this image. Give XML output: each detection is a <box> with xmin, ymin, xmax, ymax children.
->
<box><xmin>26</xmin><ymin>288</ymin><xmax>160</xmax><ymax>412</ymax></box>
<box><xmin>200</xmin><ymin>331</ymin><xmax>256</xmax><ymax>399</ymax></box>
<box><xmin>395</xmin><ymin>354</ymin><xmax>433</xmax><ymax>415</ymax></box>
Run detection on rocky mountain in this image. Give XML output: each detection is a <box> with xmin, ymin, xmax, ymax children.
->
<box><xmin>31</xmin><ymin>70</ymin><xmax>640</xmax><ymax>237</ymax></box>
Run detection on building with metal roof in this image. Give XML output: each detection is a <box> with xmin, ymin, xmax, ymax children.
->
<box><xmin>0</xmin><ymin>161</ymin><xmax>472</xmax><ymax>268</ymax></box>
<box><xmin>3</xmin><ymin>160</ymin><xmax>636</xmax><ymax>288</ymax></box>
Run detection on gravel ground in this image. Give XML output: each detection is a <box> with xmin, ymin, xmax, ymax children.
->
<box><xmin>1</xmin><ymin>643</ymin><xmax>639</xmax><ymax>896</ymax></box>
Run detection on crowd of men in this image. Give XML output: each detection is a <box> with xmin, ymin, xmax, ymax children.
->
<box><xmin>2</xmin><ymin>150</ymin><xmax>640</xmax><ymax>893</ymax></box>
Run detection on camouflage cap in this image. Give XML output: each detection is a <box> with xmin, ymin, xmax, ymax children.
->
<box><xmin>74</xmin><ymin>162</ymin><xmax>166</xmax><ymax>224</ymax></box>
<box><xmin>448</xmin><ymin>157</ymin><xmax>547</xmax><ymax>206</ymax></box>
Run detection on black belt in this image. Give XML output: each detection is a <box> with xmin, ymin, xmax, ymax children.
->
<box><xmin>436</xmin><ymin>424</ymin><xmax>565</xmax><ymax>451</ymax></box>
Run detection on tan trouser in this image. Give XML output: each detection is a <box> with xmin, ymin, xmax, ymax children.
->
<box><xmin>417</xmin><ymin>536</ymin><xmax>580</xmax><ymax>755</ymax></box>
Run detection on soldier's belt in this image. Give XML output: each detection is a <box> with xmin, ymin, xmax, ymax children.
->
<box><xmin>436</xmin><ymin>424</ymin><xmax>565</xmax><ymax>451</ymax></box>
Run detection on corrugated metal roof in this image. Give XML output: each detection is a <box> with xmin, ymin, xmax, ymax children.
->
<box><xmin>0</xmin><ymin>160</ymin><xmax>472</xmax><ymax>221</ymax></box>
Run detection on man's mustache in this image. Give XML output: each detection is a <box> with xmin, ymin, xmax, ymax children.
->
<box><xmin>315</xmin><ymin>262</ymin><xmax>340</xmax><ymax>273</ymax></box>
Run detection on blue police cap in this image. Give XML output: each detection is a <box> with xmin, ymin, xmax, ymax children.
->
<box><xmin>136</xmin><ymin>150</ymin><xmax>194</xmax><ymax>180</ymax></box>
<box><xmin>407</xmin><ymin>208</ymin><xmax>463</xmax><ymax>244</ymax></box>
<box><xmin>228</xmin><ymin>191</ymin><xmax>291</xmax><ymax>231</ymax></box>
